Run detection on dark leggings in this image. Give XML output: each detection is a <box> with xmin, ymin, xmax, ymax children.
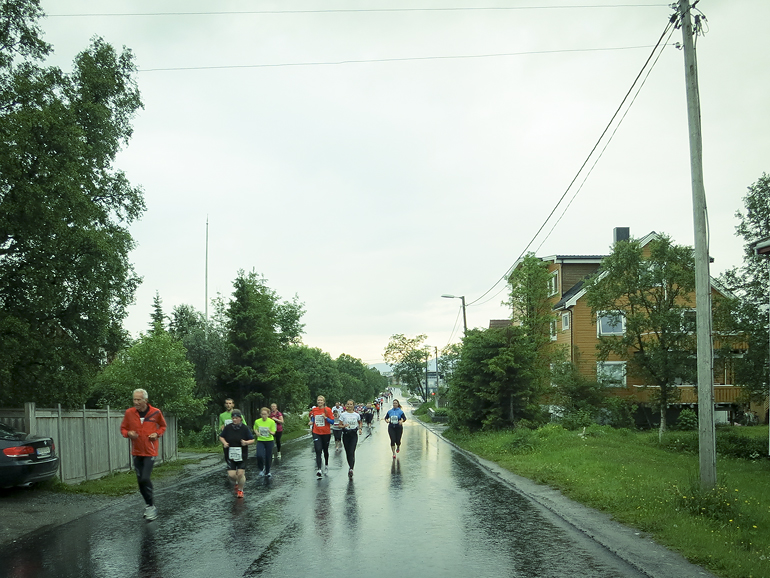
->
<box><xmin>133</xmin><ymin>455</ymin><xmax>155</xmax><ymax>506</ymax></box>
<box><xmin>388</xmin><ymin>424</ymin><xmax>403</xmax><ymax>447</ymax></box>
<box><xmin>256</xmin><ymin>440</ymin><xmax>274</xmax><ymax>474</ymax></box>
<box><xmin>342</xmin><ymin>430</ymin><xmax>358</xmax><ymax>469</ymax></box>
<box><xmin>313</xmin><ymin>433</ymin><xmax>331</xmax><ymax>469</ymax></box>
<box><xmin>274</xmin><ymin>430</ymin><xmax>283</xmax><ymax>453</ymax></box>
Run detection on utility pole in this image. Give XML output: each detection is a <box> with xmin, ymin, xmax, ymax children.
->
<box><xmin>679</xmin><ymin>0</ymin><xmax>716</xmax><ymax>489</ymax></box>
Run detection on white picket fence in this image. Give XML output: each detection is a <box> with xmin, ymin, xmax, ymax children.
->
<box><xmin>0</xmin><ymin>402</ymin><xmax>177</xmax><ymax>484</ymax></box>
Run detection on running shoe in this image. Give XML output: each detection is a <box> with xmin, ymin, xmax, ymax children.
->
<box><xmin>236</xmin><ymin>490</ymin><xmax>244</xmax><ymax>499</ymax></box>
<box><xmin>143</xmin><ymin>505</ymin><xmax>153</xmax><ymax>518</ymax></box>
<box><xmin>266</xmin><ymin>472</ymin><xmax>272</xmax><ymax>478</ymax></box>
<box><xmin>324</xmin><ymin>465</ymin><xmax>328</xmax><ymax>474</ymax></box>
<box><xmin>276</xmin><ymin>452</ymin><xmax>281</xmax><ymax>458</ymax></box>
<box><xmin>348</xmin><ymin>468</ymin><xmax>354</xmax><ymax>478</ymax></box>
<box><xmin>145</xmin><ymin>505</ymin><xmax>158</xmax><ymax>521</ymax></box>
<box><xmin>258</xmin><ymin>469</ymin><xmax>265</xmax><ymax>477</ymax></box>
<box><xmin>396</xmin><ymin>447</ymin><xmax>400</xmax><ymax>453</ymax></box>
<box><xmin>316</xmin><ymin>469</ymin><xmax>323</xmax><ymax>479</ymax></box>
<box><xmin>392</xmin><ymin>454</ymin><xmax>396</xmax><ymax>459</ymax></box>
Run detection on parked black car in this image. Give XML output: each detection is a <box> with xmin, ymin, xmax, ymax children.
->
<box><xmin>0</xmin><ymin>421</ymin><xmax>59</xmax><ymax>488</ymax></box>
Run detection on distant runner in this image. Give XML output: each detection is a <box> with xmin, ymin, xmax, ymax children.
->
<box><xmin>218</xmin><ymin>398</ymin><xmax>235</xmax><ymax>431</ymax></box>
<box><xmin>339</xmin><ymin>400</ymin><xmax>362</xmax><ymax>477</ymax></box>
<box><xmin>384</xmin><ymin>399</ymin><xmax>406</xmax><ymax>458</ymax></box>
<box><xmin>308</xmin><ymin>395</ymin><xmax>335</xmax><ymax>478</ymax></box>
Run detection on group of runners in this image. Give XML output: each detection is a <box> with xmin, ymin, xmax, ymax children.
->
<box><xmin>309</xmin><ymin>395</ymin><xmax>406</xmax><ymax>479</ymax></box>
<box><xmin>120</xmin><ymin>388</ymin><xmax>406</xmax><ymax>519</ymax></box>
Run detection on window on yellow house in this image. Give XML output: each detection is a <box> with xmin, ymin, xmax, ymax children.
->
<box><xmin>597</xmin><ymin>311</ymin><xmax>625</xmax><ymax>336</ymax></box>
<box><xmin>597</xmin><ymin>361</ymin><xmax>626</xmax><ymax>387</ymax></box>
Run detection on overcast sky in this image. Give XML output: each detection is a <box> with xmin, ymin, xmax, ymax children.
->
<box><xmin>39</xmin><ymin>1</ymin><xmax>770</xmax><ymax>365</ymax></box>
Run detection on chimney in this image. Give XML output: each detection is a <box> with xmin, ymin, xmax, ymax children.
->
<box><xmin>613</xmin><ymin>227</ymin><xmax>630</xmax><ymax>244</ymax></box>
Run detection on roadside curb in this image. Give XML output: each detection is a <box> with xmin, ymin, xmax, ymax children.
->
<box><xmin>413</xmin><ymin>415</ymin><xmax>718</xmax><ymax>578</ymax></box>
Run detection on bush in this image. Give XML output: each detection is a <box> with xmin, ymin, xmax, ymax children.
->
<box><xmin>179</xmin><ymin>424</ymin><xmax>218</xmax><ymax>448</ymax></box>
<box><xmin>560</xmin><ymin>408</ymin><xmax>595</xmax><ymax>430</ymax></box>
<box><xmin>675</xmin><ymin>408</ymin><xmax>698</xmax><ymax>430</ymax></box>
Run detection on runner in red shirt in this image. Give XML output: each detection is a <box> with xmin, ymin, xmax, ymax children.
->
<box><xmin>308</xmin><ymin>395</ymin><xmax>335</xmax><ymax>478</ymax></box>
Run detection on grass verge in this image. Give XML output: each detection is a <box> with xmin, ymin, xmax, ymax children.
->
<box><xmin>443</xmin><ymin>425</ymin><xmax>770</xmax><ymax>578</ymax></box>
<box><xmin>43</xmin><ymin>458</ymin><xmax>201</xmax><ymax>497</ymax></box>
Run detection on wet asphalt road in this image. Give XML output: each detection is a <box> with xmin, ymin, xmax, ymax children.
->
<box><xmin>1</xmin><ymin>402</ymin><xmax>657</xmax><ymax>578</ymax></box>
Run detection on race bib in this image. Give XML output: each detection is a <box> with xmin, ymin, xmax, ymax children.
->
<box><xmin>314</xmin><ymin>414</ymin><xmax>325</xmax><ymax>427</ymax></box>
<box><xmin>259</xmin><ymin>426</ymin><xmax>271</xmax><ymax>438</ymax></box>
<box><xmin>390</xmin><ymin>414</ymin><xmax>399</xmax><ymax>424</ymax></box>
<box><xmin>228</xmin><ymin>446</ymin><xmax>243</xmax><ymax>461</ymax></box>
<box><xmin>224</xmin><ymin>419</ymin><xmax>233</xmax><ymax>427</ymax></box>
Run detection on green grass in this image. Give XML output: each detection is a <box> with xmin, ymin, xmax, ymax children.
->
<box><xmin>43</xmin><ymin>458</ymin><xmax>202</xmax><ymax>497</ymax></box>
<box><xmin>444</xmin><ymin>425</ymin><xmax>770</xmax><ymax>578</ymax></box>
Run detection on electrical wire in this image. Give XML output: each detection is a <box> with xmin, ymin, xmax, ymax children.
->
<box><xmin>445</xmin><ymin>305</ymin><xmax>463</xmax><ymax>347</ymax></box>
<box><xmin>48</xmin><ymin>5</ymin><xmax>670</xmax><ymax>18</ymax></box>
<box><xmin>465</xmin><ymin>16</ymin><xmax>676</xmax><ymax>309</ymax></box>
<box><xmin>137</xmin><ymin>45</ymin><xmax>657</xmax><ymax>73</ymax></box>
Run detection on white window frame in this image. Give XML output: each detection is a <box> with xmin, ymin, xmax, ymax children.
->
<box><xmin>597</xmin><ymin>311</ymin><xmax>626</xmax><ymax>337</ymax></box>
<box><xmin>550</xmin><ymin>320</ymin><xmax>558</xmax><ymax>341</ymax></box>
<box><xmin>681</xmin><ymin>309</ymin><xmax>697</xmax><ymax>333</ymax></box>
<box><xmin>561</xmin><ymin>312</ymin><xmax>570</xmax><ymax>331</ymax></box>
<box><xmin>548</xmin><ymin>271</ymin><xmax>559</xmax><ymax>297</ymax></box>
<box><xmin>596</xmin><ymin>361</ymin><xmax>626</xmax><ymax>387</ymax></box>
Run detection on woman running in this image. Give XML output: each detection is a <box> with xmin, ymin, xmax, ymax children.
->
<box><xmin>269</xmin><ymin>403</ymin><xmax>284</xmax><ymax>458</ymax></box>
<box><xmin>339</xmin><ymin>399</ymin><xmax>362</xmax><ymax>478</ymax></box>
<box><xmin>384</xmin><ymin>399</ymin><xmax>406</xmax><ymax>458</ymax></box>
<box><xmin>253</xmin><ymin>407</ymin><xmax>277</xmax><ymax>478</ymax></box>
<box><xmin>219</xmin><ymin>409</ymin><xmax>255</xmax><ymax>498</ymax></box>
<box><xmin>308</xmin><ymin>395</ymin><xmax>335</xmax><ymax>478</ymax></box>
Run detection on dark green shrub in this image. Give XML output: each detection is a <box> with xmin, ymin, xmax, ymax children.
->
<box><xmin>179</xmin><ymin>424</ymin><xmax>218</xmax><ymax>448</ymax></box>
<box><xmin>675</xmin><ymin>408</ymin><xmax>698</xmax><ymax>431</ymax></box>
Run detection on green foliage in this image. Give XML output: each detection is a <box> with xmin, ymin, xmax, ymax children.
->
<box><xmin>585</xmin><ymin>235</ymin><xmax>697</xmax><ymax>435</ymax></box>
<box><xmin>287</xmin><ymin>345</ymin><xmax>340</xmax><ymax>406</ymax></box>
<box><xmin>0</xmin><ymin>4</ymin><xmax>144</xmax><ymax>408</ymax></box>
<box><xmin>655</xmin><ymin>429</ymin><xmax>767</xmax><ymax>460</ymax></box>
<box><xmin>448</xmin><ymin>326</ymin><xmax>547</xmax><ymax>430</ymax></box>
<box><xmin>676</xmin><ymin>408</ymin><xmax>699</xmax><ymax>431</ymax></box>
<box><xmin>179</xmin><ymin>424</ymin><xmax>218</xmax><ymax>448</ymax></box>
<box><xmin>560</xmin><ymin>408</ymin><xmax>596</xmax><ymax>430</ymax></box>
<box><xmin>94</xmin><ymin>329</ymin><xmax>208</xmax><ymax>419</ymax></box>
<box><xmin>383</xmin><ymin>333</ymin><xmax>429</xmax><ymax>400</ymax></box>
<box><xmin>719</xmin><ymin>173</ymin><xmax>770</xmax><ymax>402</ymax></box>
<box><xmin>506</xmin><ymin>253</ymin><xmax>555</xmax><ymax>349</ymax></box>
<box><xmin>413</xmin><ymin>399</ymin><xmax>435</xmax><ymax>416</ymax></box>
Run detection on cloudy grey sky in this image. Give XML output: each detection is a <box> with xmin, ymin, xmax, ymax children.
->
<box><xmin>39</xmin><ymin>1</ymin><xmax>770</xmax><ymax>365</ymax></box>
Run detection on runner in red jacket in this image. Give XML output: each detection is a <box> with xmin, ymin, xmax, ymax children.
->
<box><xmin>121</xmin><ymin>389</ymin><xmax>167</xmax><ymax>521</ymax></box>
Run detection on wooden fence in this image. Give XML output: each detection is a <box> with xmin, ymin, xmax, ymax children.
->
<box><xmin>0</xmin><ymin>402</ymin><xmax>177</xmax><ymax>484</ymax></box>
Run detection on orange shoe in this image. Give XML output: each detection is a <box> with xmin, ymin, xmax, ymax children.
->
<box><xmin>236</xmin><ymin>490</ymin><xmax>244</xmax><ymax>499</ymax></box>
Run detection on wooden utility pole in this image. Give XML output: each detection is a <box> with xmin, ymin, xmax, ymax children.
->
<box><xmin>679</xmin><ymin>0</ymin><xmax>716</xmax><ymax>489</ymax></box>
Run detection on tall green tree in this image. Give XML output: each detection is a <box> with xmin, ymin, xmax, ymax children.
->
<box><xmin>448</xmin><ymin>327</ymin><xmax>545</xmax><ymax>430</ymax></box>
<box><xmin>95</xmin><ymin>329</ymin><xmax>207</xmax><ymax>420</ymax></box>
<box><xmin>287</xmin><ymin>345</ymin><xmax>341</xmax><ymax>406</ymax></box>
<box><xmin>149</xmin><ymin>291</ymin><xmax>166</xmax><ymax>332</ymax></box>
<box><xmin>719</xmin><ymin>173</ymin><xmax>770</xmax><ymax>403</ymax></box>
<box><xmin>383</xmin><ymin>333</ymin><xmax>429</xmax><ymax>400</ymax></box>
<box><xmin>0</xmin><ymin>1</ymin><xmax>144</xmax><ymax>407</ymax></box>
<box><xmin>584</xmin><ymin>235</ymin><xmax>697</xmax><ymax>437</ymax></box>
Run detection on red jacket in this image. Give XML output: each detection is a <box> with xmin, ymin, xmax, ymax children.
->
<box><xmin>309</xmin><ymin>406</ymin><xmax>334</xmax><ymax>435</ymax></box>
<box><xmin>121</xmin><ymin>404</ymin><xmax>167</xmax><ymax>457</ymax></box>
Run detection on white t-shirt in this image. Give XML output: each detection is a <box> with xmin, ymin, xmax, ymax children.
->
<box><xmin>339</xmin><ymin>411</ymin><xmax>361</xmax><ymax>431</ymax></box>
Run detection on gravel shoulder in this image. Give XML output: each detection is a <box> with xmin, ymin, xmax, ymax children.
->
<box><xmin>0</xmin><ymin>452</ymin><xmax>221</xmax><ymax>547</ymax></box>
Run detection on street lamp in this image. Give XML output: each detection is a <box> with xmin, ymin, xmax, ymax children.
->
<box><xmin>751</xmin><ymin>237</ymin><xmax>770</xmax><ymax>458</ymax></box>
<box><xmin>441</xmin><ymin>294</ymin><xmax>467</xmax><ymax>334</ymax></box>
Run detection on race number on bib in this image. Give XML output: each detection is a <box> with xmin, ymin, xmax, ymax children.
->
<box><xmin>224</xmin><ymin>419</ymin><xmax>233</xmax><ymax>427</ymax></box>
<box><xmin>390</xmin><ymin>414</ymin><xmax>400</xmax><ymax>424</ymax></box>
<box><xmin>259</xmin><ymin>426</ymin><xmax>271</xmax><ymax>438</ymax></box>
<box><xmin>314</xmin><ymin>414</ymin><xmax>326</xmax><ymax>427</ymax></box>
<box><xmin>228</xmin><ymin>446</ymin><xmax>243</xmax><ymax>461</ymax></box>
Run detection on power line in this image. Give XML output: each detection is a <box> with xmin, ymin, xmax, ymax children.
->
<box><xmin>466</xmin><ymin>15</ymin><xmax>676</xmax><ymax>308</ymax></box>
<box><xmin>138</xmin><ymin>45</ymin><xmax>660</xmax><ymax>73</ymax></box>
<box><xmin>48</xmin><ymin>5</ymin><xmax>670</xmax><ymax>18</ymax></box>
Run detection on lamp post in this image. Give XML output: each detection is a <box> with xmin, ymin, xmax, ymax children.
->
<box><xmin>752</xmin><ymin>237</ymin><xmax>770</xmax><ymax>458</ymax></box>
<box><xmin>441</xmin><ymin>294</ymin><xmax>467</xmax><ymax>334</ymax></box>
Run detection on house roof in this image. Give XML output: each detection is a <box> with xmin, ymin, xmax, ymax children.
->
<box><xmin>489</xmin><ymin>319</ymin><xmax>512</xmax><ymax>328</ymax></box>
<box><xmin>553</xmin><ymin>280</ymin><xmax>586</xmax><ymax>310</ymax></box>
<box><xmin>541</xmin><ymin>255</ymin><xmax>606</xmax><ymax>264</ymax></box>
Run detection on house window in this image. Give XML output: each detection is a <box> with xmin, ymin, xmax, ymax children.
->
<box><xmin>682</xmin><ymin>309</ymin><xmax>696</xmax><ymax>333</ymax></box>
<box><xmin>597</xmin><ymin>311</ymin><xmax>625</xmax><ymax>336</ymax></box>
<box><xmin>550</xmin><ymin>320</ymin><xmax>557</xmax><ymax>341</ymax></box>
<box><xmin>561</xmin><ymin>312</ymin><xmax>570</xmax><ymax>331</ymax></box>
<box><xmin>597</xmin><ymin>361</ymin><xmax>626</xmax><ymax>387</ymax></box>
<box><xmin>548</xmin><ymin>271</ymin><xmax>559</xmax><ymax>296</ymax></box>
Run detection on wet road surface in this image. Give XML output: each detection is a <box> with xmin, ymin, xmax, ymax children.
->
<box><xmin>1</xmin><ymin>402</ymin><xmax>654</xmax><ymax>578</ymax></box>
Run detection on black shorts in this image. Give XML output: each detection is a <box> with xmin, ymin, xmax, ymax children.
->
<box><xmin>223</xmin><ymin>447</ymin><xmax>248</xmax><ymax>470</ymax></box>
<box><xmin>363</xmin><ymin>414</ymin><xmax>373</xmax><ymax>424</ymax></box>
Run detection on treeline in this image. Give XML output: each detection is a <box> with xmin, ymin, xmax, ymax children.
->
<box><xmin>0</xmin><ymin>3</ymin><xmax>387</xmax><ymax>425</ymax></box>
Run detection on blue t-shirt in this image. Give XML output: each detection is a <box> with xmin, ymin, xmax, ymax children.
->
<box><xmin>385</xmin><ymin>408</ymin><xmax>406</xmax><ymax>426</ymax></box>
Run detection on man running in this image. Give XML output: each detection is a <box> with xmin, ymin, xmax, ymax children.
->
<box><xmin>219</xmin><ymin>409</ymin><xmax>254</xmax><ymax>498</ymax></box>
<box><xmin>121</xmin><ymin>389</ymin><xmax>167</xmax><ymax>521</ymax></box>
<box><xmin>308</xmin><ymin>395</ymin><xmax>335</xmax><ymax>478</ymax></box>
<box><xmin>218</xmin><ymin>398</ymin><xmax>235</xmax><ymax>431</ymax></box>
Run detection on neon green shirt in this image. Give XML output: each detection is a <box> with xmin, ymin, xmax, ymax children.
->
<box><xmin>253</xmin><ymin>417</ymin><xmax>277</xmax><ymax>441</ymax></box>
<box><xmin>219</xmin><ymin>411</ymin><xmax>233</xmax><ymax>431</ymax></box>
